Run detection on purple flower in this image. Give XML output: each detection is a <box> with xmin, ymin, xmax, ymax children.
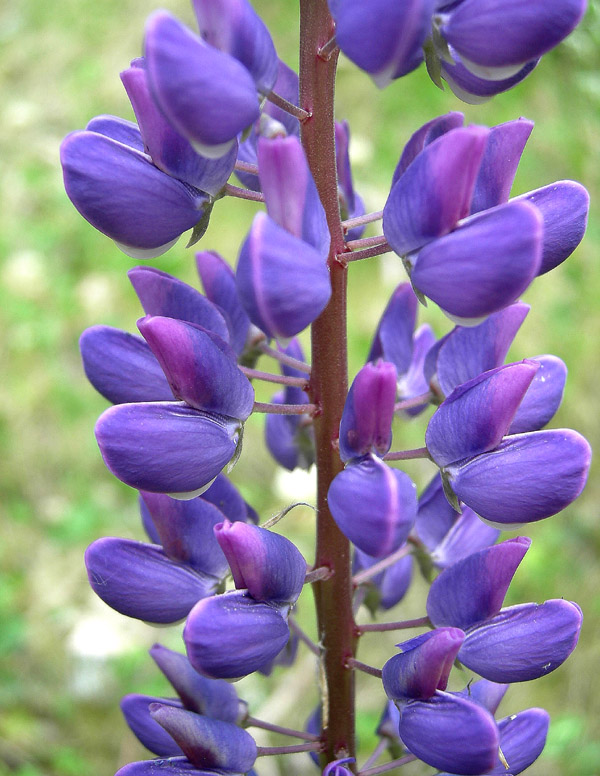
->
<box><xmin>427</xmin><ymin>538</ymin><xmax>583</xmax><ymax>682</ymax></box>
<box><xmin>323</xmin><ymin>758</ymin><xmax>355</xmax><ymax>776</ymax></box>
<box><xmin>335</xmin><ymin>121</ymin><xmax>365</xmax><ymax>240</ymax></box>
<box><xmin>353</xmin><ymin>549</ymin><xmax>413</xmax><ymax>611</ymax></box>
<box><xmin>426</xmin><ymin>362</ymin><xmax>591</xmax><ymax>525</ymax></box>
<box><xmin>144</xmin><ymin>11</ymin><xmax>260</xmax><ymax>158</ymax></box>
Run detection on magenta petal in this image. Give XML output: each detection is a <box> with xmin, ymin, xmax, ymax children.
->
<box><xmin>512</xmin><ymin>180</ymin><xmax>590</xmax><ymax>275</ymax></box>
<box><xmin>121</xmin><ymin>694</ymin><xmax>184</xmax><ymax>756</ymax></box>
<box><xmin>236</xmin><ymin>212</ymin><xmax>331</xmax><ymax>339</ymax></box>
<box><xmin>382</xmin><ymin>628</ymin><xmax>465</xmax><ymax>700</ymax></box>
<box><xmin>434</xmin><ymin>302</ymin><xmax>530</xmax><ymax>396</ymax></box>
<box><xmin>328</xmin><ymin>456</ymin><xmax>417</xmax><ymax>558</ymax></box>
<box><xmin>399</xmin><ymin>692</ymin><xmax>499</xmax><ymax>775</ymax></box>
<box><xmin>60</xmin><ymin>131</ymin><xmax>204</xmax><ymax>252</ymax></box>
<box><xmin>139</xmin><ymin>492</ymin><xmax>230</xmax><ymax>578</ymax></box>
<box><xmin>85</xmin><ymin>538</ymin><xmax>218</xmax><ymax>623</ymax></box>
<box><xmin>95</xmin><ymin>402</ymin><xmax>239</xmax><ymax>495</ymax></box>
<box><xmin>460</xmin><ymin>600</ymin><xmax>582</xmax><ymax>682</ymax></box>
<box><xmin>214</xmin><ymin>520</ymin><xmax>307</xmax><ymax>605</ymax></box>
<box><xmin>150</xmin><ymin>705</ymin><xmax>257</xmax><ymax>772</ymax></box>
<box><xmin>184</xmin><ymin>591</ymin><xmax>290</xmax><ymax>679</ymax></box>
<box><xmin>508</xmin><ymin>355</ymin><xmax>567</xmax><ymax>434</ymax></box>
<box><xmin>80</xmin><ymin>325</ymin><xmax>173</xmax><ymax>404</ymax></box>
<box><xmin>196</xmin><ymin>251</ymin><xmax>251</xmax><ymax>355</ymax></box>
<box><xmin>144</xmin><ymin>11</ymin><xmax>259</xmax><ymax>156</ymax></box>
<box><xmin>448</xmin><ymin>429</ymin><xmax>592</xmax><ymax>525</ymax></box>
<box><xmin>412</xmin><ymin>200</ymin><xmax>543</xmax><ymax>320</ymax></box>
<box><xmin>138</xmin><ymin>316</ymin><xmax>254</xmax><ymax>420</ymax></box>
<box><xmin>257</xmin><ymin>135</ymin><xmax>329</xmax><ymax>256</ymax></box>
<box><xmin>339</xmin><ymin>361</ymin><xmax>398</xmax><ymax>461</ymax></box>
<box><xmin>426</xmin><ymin>537</ymin><xmax>531</xmax><ymax>630</ymax></box>
<box><xmin>470</xmin><ymin>118</ymin><xmax>534</xmax><ymax>214</ymax></box>
<box><xmin>426</xmin><ymin>362</ymin><xmax>539</xmax><ymax>468</ymax></box>
<box><xmin>149</xmin><ymin>644</ymin><xmax>242</xmax><ymax>722</ymax></box>
<box><xmin>128</xmin><ymin>266</ymin><xmax>230</xmax><ymax>343</ymax></box>
<box><xmin>383</xmin><ymin>126</ymin><xmax>489</xmax><ymax>256</ymax></box>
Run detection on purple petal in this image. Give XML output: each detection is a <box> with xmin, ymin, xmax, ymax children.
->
<box><xmin>257</xmin><ymin>631</ymin><xmax>300</xmax><ymax>676</ymax></box>
<box><xmin>488</xmin><ymin>708</ymin><xmax>549</xmax><ymax>774</ymax></box>
<box><xmin>376</xmin><ymin>700</ymin><xmax>401</xmax><ymax>742</ymax></box>
<box><xmin>80</xmin><ymin>326</ymin><xmax>173</xmax><ymax>404</ymax></box>
<box><xmin>460</xmin><ymin>600</ymin><xmax>582</xmax><ymax>682</ymax></box>
<box><xmin>85</xmin><ymin>537</ymin><xmax>218</xmax><ymax>623</ymax></box>
<box><xmin>149</xmin><ymin>644</ymin><xmax>242</xmax><ymax>722</ymax></box>
<box><xmin>336</xmin><ymin>121</ymin><xmax>363</xmax><ymax>237</ymax></box>
<box><xmin>392</xmin><ymin>112</ymin><xmax>464</xmax><ymax>186</ymax></box>
<box><xmin>215</xmin><ymin>520</ymin><xmax>307</xmax><ymax>605</ymax></box>
<box><xmin>399</xmin><ymin>324</ymin><xmax>436</xmax><ymax>411</ymax></box>
<box><xmin>434</xmin><ymin>303</ymin><xmax>530</xmax><ymax>396</ymax></box>
<box><xmin>184</xmin><ymin>591</ymin><xmax>290</xmax><ymax>679</ymax></box>
<box><xmin>412</xmin><ymin>200</ymin><xmax>543</xmax><ymax>320</ymax></box>
<box><xmin>368</xmin><ymin>283</ymin><xmax>417</xmax><ymax>374</ymax></box>
<box><xmin>95</xmin><ymin>402</ymin><xmax>239</xmax><ymax>496</ymax></box>
<box><xmin>257</xmin><ymin>135</ymin><xmax>329</xmax><ymax>256</ymax></box>
<box><xmin>328</xmin><ymin>456</ymin><xmax>417</xmax><ymax>558</ymax></box>
<box><xmin>196</xmin><ymin>251</ymin><xmax>251</xmax><ymax>355</ymax></box>
<box><xmin>398</xmin><ymin>692</ymin><xmax>499</xmax><ymax>775</ymax></box>
<box><xmin>383</xmin><ymin>126</ymin><xmax>489</xmax><ymax>256</ymax></box>
<box><xmin>60</xmin><ymin>131</ymin><xmax>204</xmax><ymax>254</ymax></box>
<box><xmin>458</xmin><ymin>678</ymin><xmax>509</xmax><ymax>715</ymax></box>
<box><xmin>426</xmin><ymin>362</ymin><xmax>539</xmax><ymax>468</ymax></box>
<box><xmin>121</xmin><ymin>61</ymin><xmax>237</xmax><ymax>196</ymax></box>
<box><xmin>138</xmin><ymin>316</ymin><xmax>254</xmax><ymax>420</ymax></box>
<box><xmin>191</xmin><ymin>0</ymin><xmax>278</xmax><ymax>95</ymax></box>
<box><xmin>144</xmin><ymin>11</ymin><xmax>260</xmax><ymax>158</ymax></box>
<box><xmin>236</xmin><ymin>212</ymin><xmax>331</xmax><ymax>339</ymax></box>
<box><xmin>86</xmin><ymin>115</ymin><xmax>143</xmax><ymax>150</ymax></box>
<box><xmin>140</xmin><ymin>495</ymin><xmax>162</xmax><ymax>544</ymax></box>
<box><xmin>264</xmin><ymin>395</ymin><xmax>307</xmax><ymax>471</ymax></box>
<box><xmin>448</xmin><ymin>429</ymin><xmax>592</xmax><ymax>526</ymax></box>
<box><xmin>379</xmin><ymin>554</ymin><xmax>413</xmax><ymax>610</ymax></box>
<box><xmin>382</xmin><ymin>628</ymin><xmax>465</xmax><ymax>700</ymax></box>
<box><xmin>332</xmin><ymin>0</ymin><xmax>434</xmax><ymax>86</ymax></box>
<box><xmin>415</xmin><ymin>473</ymin><xmax>459</xmax><ymax>551</ymax></box>
<box><xmin>441</xmin><ymin>0</ymin><xmax>587</xmax><ymax>69</ymax></box>
<box><xmin>139</xmin><ymin>492</ymin><xmax>230</xmax><ymax>578</ymax></box>
<box><xmin>470</xmin><ymin>118</ymin><xmax>534</xmax><ymax>214</ymax></box>
<box><xmin>323</xmin><ymin>758</ymin><xmax>355</xmax><ymax>776</ymax></box>
<box><xmin>121</xmin><ymin>694</ymin><xmax>184</xmax><ymax>756</ymax></box>
<box><xmin>128</xmin><ymin>266</ymin><xmax>230</xmax><ymax>343</ymax></box>
<box><xmin>512</xmin><ymin>180</ymin><xmax>590</xmax><ymax>275</ymax></box>
<box><xmin>433</xmin><ymin>507</ymin><xmax>500</xmax><ymax>569</ymax></box>
<box><xmin>150</xmin><ymin>705</ymin><xmax>257</xmax><ymax>772</ymax></box>
<box><xmin>116</xmin><ymin>758</ymin><xmax>242</xmax><ymax>776</ymax></box>
<box><xmin>441</xmin><ymin>54</ymin><xmax>537</xmax><ymax>104</ymax></box>
<box><xmin>201</xmin><ymin>474</ymin><xmax>254</xmax><ymax>525</ymax></box>
<box><xmin>340</xmin><ymin>361</ymin><xmax>398</xmax><ymax>461</ymax></box>
<box><xmin>426</xmin><ymin>537</ymin><xmax>531</xmax><ymax>630</ymax></box>
<box><xmin>508</xmin><ymin>355</ymin><xmax>567</xmax><ymax>434</ymax></box>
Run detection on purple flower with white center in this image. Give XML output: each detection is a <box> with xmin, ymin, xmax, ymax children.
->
<box><xmin>144</xmin><ymin>11</ymin><xmax>260</xmax><ymax>159</ymax></box>
<box><xmin>329</xmin><ymin>0</ymin><xmax>435</xmax><ymax>87</ymax></box>
<box><xmin>60</xmin><ymin>127</ymin><xmax>209</xmax><ymax>259</ymax></box>
<box><xmin>196</xmin><ymin>251</ymin><xmax>253</xmax><ymax>357</ymax></box>
<box><xmin>121</xmin><ymin>59</ymin><xmax>238</xmax><ymax>196</ymax></box>
<box><xmin>184</xmin><ymin>590</ymin><xmax>291</xmax><ymax>679</ymax></box>
<box><xmin>434</xmin><ymin>0</ymin><xmax>587</xmax><ymax>82</ymax></box>
<box><xmin>427</xmin><ymin>537</ymin><xmax>583</xmax><ymax>682</ymax></box>
<box><xmin>367</xmin><ymin>283</ymin><xmax>436</xmax><ymax>413</ymax></box>
<box><xmin>94</xmin><ymin>317</ymin><xmax>254</xmax><ymax>496</ymax></box>
<box><xmin>191</xmin><ymin>0</ymin><xmax>279</xmax><ymax>95</ymax></box>
<box><xmin>415</xmin><ymin>474</ymin><xmax>500</xmax><ymax>570</ymax></box>
<box><xmin>426</xmin><ymin>361</ymin><xmax>591</xmax><ymax>525</ymax></box>
<box><xmin>339</xmin><ymin>361</ymin><xmax>397</xmax><ymax>461</ymax></box>
<box><xmin>335</xmin><ymin>121</ymin><xmax>365</xmax><ymax>240</ymax></box>
<box><xmin>214</xmin><ymin>520</ymin><xmax>307</xmax><ymax>605</ymax></box>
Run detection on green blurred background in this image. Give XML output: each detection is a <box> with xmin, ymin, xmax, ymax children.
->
<box><xmin>1</xmin><ymin>1</ymin><xmax>600</xmax><ymax>774</ymax></box>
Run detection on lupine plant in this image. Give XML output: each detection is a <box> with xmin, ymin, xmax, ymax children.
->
<box><xmin>60</xmin><ymin>0</ymin><xmax>592</xmax><ymax>773</ymax></box>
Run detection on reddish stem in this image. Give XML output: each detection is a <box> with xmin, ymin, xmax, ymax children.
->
<box><xmin>300</xmin><ymin>0</ymin><xmax>356</xmax><ymax>767</ymax></box>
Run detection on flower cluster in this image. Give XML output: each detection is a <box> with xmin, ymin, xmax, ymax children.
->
<box><xmin>62</xmin><ymin>0</ymin><xmax>592</xmax><ymax>774</ymax></box>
